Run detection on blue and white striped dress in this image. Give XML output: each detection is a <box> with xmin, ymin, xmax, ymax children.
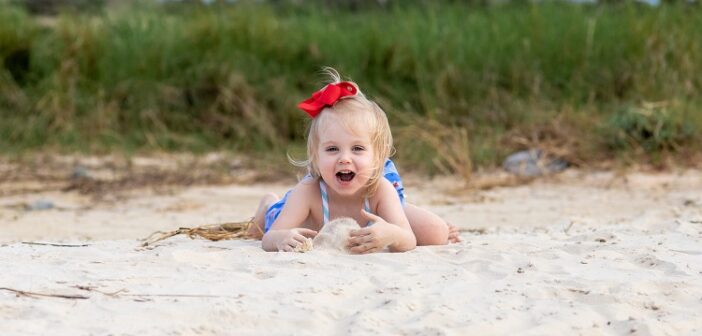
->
<box><xmin>263</xmin><ymin>159</ymin><xmax>405</xmax><ymax>233</ymax></box>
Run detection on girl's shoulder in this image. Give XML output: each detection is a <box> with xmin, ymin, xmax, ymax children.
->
<box><xmin>277</xmin><ymin>177</ymin><xmax>320</xmax><ymax>215</ymax></box>
<box><xmin>370</xmin><ymin>177</ymin><xmax>397</xmax><ymax>203</ymax></box>
<box><xmin>289</xmin><ymin>176</ymin><xmax>321</xmax><ymax>197</ymax></box>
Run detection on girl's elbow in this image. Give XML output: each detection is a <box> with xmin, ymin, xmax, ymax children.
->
<box><xmin>390</xmin><ymin>235</ymin><xmax>416</xmax><ymax>252</ymax></box>
<box><xmin>389</xmin><ymin>243</ymin><xmax>416</xmax><ymax>253</ymax></box>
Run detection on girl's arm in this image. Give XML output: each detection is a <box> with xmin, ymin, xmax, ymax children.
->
<box><xmin>261</xmin><ymin>181</ymin><xmax>317</xmax><ymax>252</ymax></box>
<box><xmin>348</xmin><ymin>179</ymin><xmax>416</xmax><ymax>253</ymax></box>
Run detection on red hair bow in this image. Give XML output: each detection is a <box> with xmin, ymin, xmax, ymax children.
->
<box><xmin>298</xmin><ymin>81</ymin><xmax>358</xmax><ymax>118</ymax></box>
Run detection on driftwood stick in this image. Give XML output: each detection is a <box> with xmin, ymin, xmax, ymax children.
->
<box><xmin>0</xmin><ymin>287</ymin><xmax>89</xmax><ymax>300</ymax></box>
<box><xmin>22</xmin><ymin>242</ymin><xmax>90</xmax><ymax>247</ymax></box>
<box><xmin>140</xmin><ymin>219</ymin><xmax>254</xmax><ymax>247</ymax></box>
<box><xmin>1</xmin><ymin>286</ymin><xmax>239</xmax><ymax>300</ymax></box>
<box><xmin>118</xmin><ymin>293</ymin><xmax>243</xmax><ymax>299</ymax></box>
<box><xmin>72</xmin><ymin>285</ymin><xmax>127</xmax><ymax>297</ymax></box>
<box><xmin>140</xmin><ymin>230</ymin><xmax>187</xmax><ymax>247</ymax></box>
<box><xmin>72</xmin><ymin>286</ymin><xmax>242</xmax><ymax>299</ymax></box>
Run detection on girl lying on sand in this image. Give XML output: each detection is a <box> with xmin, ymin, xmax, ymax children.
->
<box><xmin>248</xmin><ymin>69</ymin><xmax>460</xmax><ymax>253</ymax></box>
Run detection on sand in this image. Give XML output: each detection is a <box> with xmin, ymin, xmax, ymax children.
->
<box><xmin>1</xmin><ymin>166</ymin><xmax>701</xmax><ymax>335</ymax></box>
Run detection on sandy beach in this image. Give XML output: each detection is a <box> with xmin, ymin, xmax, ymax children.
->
<box><xmin>1</xmin><ymin>158</ymin><xmax>701</xmax><ymax>335</ymax></box>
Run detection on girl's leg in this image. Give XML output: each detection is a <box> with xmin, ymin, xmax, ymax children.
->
<box><xmin>404</xmin><ymin>203</ymin><xmax>461</xmax><ymax>245</ymax></box>
<box><xmin>247</xmin><ymin>193</ymin><xmax>279</xmax><ymax>240</ymax></box>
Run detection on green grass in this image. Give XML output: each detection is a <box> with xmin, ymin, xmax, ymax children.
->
<box><xmin>1</xmin><ymin>1</ymin><xmax>701</xmax><ymax>173</ymax></box>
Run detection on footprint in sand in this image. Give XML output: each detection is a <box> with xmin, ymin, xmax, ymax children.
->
<box><xmin>253</xmin><ymin>270</ymin><xmax>276</xmax><ymax>280</ymax></box>
<box><xmin>634</xmin><ymin>254</ymin><xmax>685</xmax><ymax>276</ymax></box>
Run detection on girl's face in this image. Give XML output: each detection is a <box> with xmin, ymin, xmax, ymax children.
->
<box><xmin>316</xmin><ymin>115</ymin><xmax>375</xmax><ymax>197</ymax></box>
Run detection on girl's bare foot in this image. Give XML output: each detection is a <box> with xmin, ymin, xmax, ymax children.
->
<box><xmin>447</xmin><ymin>223</ymin><xmax>462</xmax><ymax>243</ymax></box>
<box><xmin>247</xmin><ymin>193</ymin><xmax>278</xmax><ymax>240</ymax></box>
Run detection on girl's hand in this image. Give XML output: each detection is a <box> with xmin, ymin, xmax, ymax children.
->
<box><xmin>275</xmin><ymin>228</ymin><xmax>317</xmax><ymax>252</ymax></box>
<box><xmin>347</xmin><ymin>210</ymin><xmax>397</xmax><ymax>254</ymax></box>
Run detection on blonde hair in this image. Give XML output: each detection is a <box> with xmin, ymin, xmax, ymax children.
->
<box><xmin>292</xmin><ymin>68</ymin><xmax>393</xmax><ymax>197</ymax></box>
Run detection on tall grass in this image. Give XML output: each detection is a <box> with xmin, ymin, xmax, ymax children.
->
<box><xmin>1</xmin><ymin>1</ymin><xmax>701</xmax><ymax>173</ymax></box>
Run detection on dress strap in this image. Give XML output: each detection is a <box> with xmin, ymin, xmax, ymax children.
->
<box><xmin>319</xmin><ymin>180</ymin><xmax>330</xmax><ymax>225</ymax></box>
<box><xmin>320</xmin><ymin>179</ymin><xmax>373</xmax><ymax>227</ymax></box>
<box><xmin>363</xmin><ymin>197</ymin><xmax>373</xmax><ymax>227</ymax></box>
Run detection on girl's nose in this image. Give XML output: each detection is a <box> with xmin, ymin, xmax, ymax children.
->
<box><xmin>338</xmin><ymin>153</ymin><xmax>351</xmax><ymax>164</ymax></box>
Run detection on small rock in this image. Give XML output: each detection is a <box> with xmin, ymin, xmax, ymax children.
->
<box><xmin>71</xmin><ymin>166</ymin><xmax>90</xmax><ymax>180</ymax></box>
<box><xmin>26</xmin><ymin>199</ymin><xmax>54</xmax><ymax>211</ymax></box>
<box><xmin>503</xmin><ymin>149</ymin><xmax>568</xmax><ymax>177</ymax></box>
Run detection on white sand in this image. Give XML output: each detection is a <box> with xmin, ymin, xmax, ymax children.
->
<box><xmin>1</xmin><ymin>169</ymin><xmax>702</xmax><ymax>335</ymax></box>
<box><xmin>312</xmin><ymin>217</ymin><xmax>359</xmax><ymax>252</ymax></box>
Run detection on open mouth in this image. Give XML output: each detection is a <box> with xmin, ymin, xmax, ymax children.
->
<box><xmin>336</xmin><ymin>170</ymin><xmax>356</xmax><ymax>182</ymax></box>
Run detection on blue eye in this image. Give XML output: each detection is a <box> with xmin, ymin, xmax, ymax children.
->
<box><xmin>352</xmin><ymin>146</ymin><xmax>365</xmax><ymax>151</ymax></box>
<box><xmin>326</xmin><ymin>146</ymin><xmax>338</xmax><ymax>152</ymax></box>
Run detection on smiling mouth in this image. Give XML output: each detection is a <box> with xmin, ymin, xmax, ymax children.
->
<box><xmin>336</xmin><ymin>170</ymin><xmax>356</xmax><ymax>182</ymax></box>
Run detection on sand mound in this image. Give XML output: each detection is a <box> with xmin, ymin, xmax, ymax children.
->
<box><xmin>312</xmin><ymin>217</ymin><xmax>360</xmax><ymax>253</ymax></box>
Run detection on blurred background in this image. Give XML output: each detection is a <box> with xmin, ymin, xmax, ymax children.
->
<box><xmin>1</xmin><ymin>0</ymin><xmax>700</xmax><ymax>179</ymax></box>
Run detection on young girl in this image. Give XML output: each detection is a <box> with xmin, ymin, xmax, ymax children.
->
<box><xmin>248</xmin><ymin>69</ymin><xmax>460</xmax><ymax>253</ymax></box>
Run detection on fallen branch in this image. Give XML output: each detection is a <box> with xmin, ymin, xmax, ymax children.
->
<box><xmin>140</xmin><ymin>218</ymin><xmax>256</xmax><ymax>247</ymax></box>
<box><xmin>562</xmin><ymin>220</ymin><xmax>575</xmax><ymax>234</ymax></box>
<box><xmin>118</xmin><ymin>293</ymin><xmax>243</xmax><ymax>299</ymax></box>
<box><xmin>72</xmin><ymin>285</ymin><xmax>126</xmax><ymax>297</ymax></box>
<box><xmin>72</xmin><ymin>286</ymin><xmax>242</xmax><ymax>299</ymax></box>
<box><xmin>22</xmin><ymin>242</ymin><xmax>90</xmax><ymax>247</ymax></box>
<box><xmin>0</xmin><ymin>287</ymin><xmax>89</xmax><ymax>300</ymax></box>
<box><xmin>1</xmin><ymin>286</ymin><xmax>241</xmax><ymax>300</ymax></box>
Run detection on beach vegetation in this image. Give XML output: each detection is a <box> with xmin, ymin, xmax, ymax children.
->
<box><xmin>1</xmin><ymin>0</ymin><xmax>701</xmax><ymax>174</ymax></box>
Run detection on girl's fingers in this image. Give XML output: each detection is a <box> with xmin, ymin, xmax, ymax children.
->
<box><xmin>363</xmin><ymin>246</ymin><xmax>382</xmax><ymax>254</ymax></box>
<box><xmin>360</xmin><ymin>209</ymin><xmax>382</xmax><ymax>223</ymax></box>
<box><xmin>349</xmin><ymin>228</ymin><xmax>370</xmax><ymax>237</ymax></box>
<box><xmin>293</xmin><ymin>235</ymin><xmax>309</xmax><ymax>244</ymax></box>
<box><xmin>295</xmin><ymin>228</ymin><xmax>318</xmax><ymax>238</ymax></box>
<box><xmin>350</xmin><ymin>242</ymin><xmax>380</xmax><ymax>254</ymax></box>
<box><xmin>279</xmin><ymin>237</ymin><xmax>300</xmax><ymax>252</ymax></box>
<box><xmin>349</xmin><ymin>244</ymin><xmax>365</xmax><ymax>254</ymax></box>
<box><xmin>346</xmin><ymin>238</ymin><xmax>357</xmax><ymax>248</ymax></box>
<box><xmin>347</xmin><ymin>234</ymin><xmax>372</xmax><ymax>246</ymax></box>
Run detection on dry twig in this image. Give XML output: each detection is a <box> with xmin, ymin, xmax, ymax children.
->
<box><xmin>72</xmin><ymin>285</ymin><xmax>126</xmax><ymax>297</ymax></box>
<box><xmin>22</xmin><ymin>242</ymin><xmax>90</xmax><ymax>247</ymax></box>
<box><xmin>1</xmin><ymin>286</ymin><xmax>243</xmax><ymax>300</ymax></box>
<box><xmin>140</xmin><ymin>219</ymin><xmax>255</xmax><ymax>247</ymax></box>
<box><xmin>0</xmin><ymin>287</ymin><xmax>89</xmax><ymax>300</ymax></box>
<box><xmin>73</xmin><ymin>285</ymin><xmax>243</xmax><ymax>299</ymax></box>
